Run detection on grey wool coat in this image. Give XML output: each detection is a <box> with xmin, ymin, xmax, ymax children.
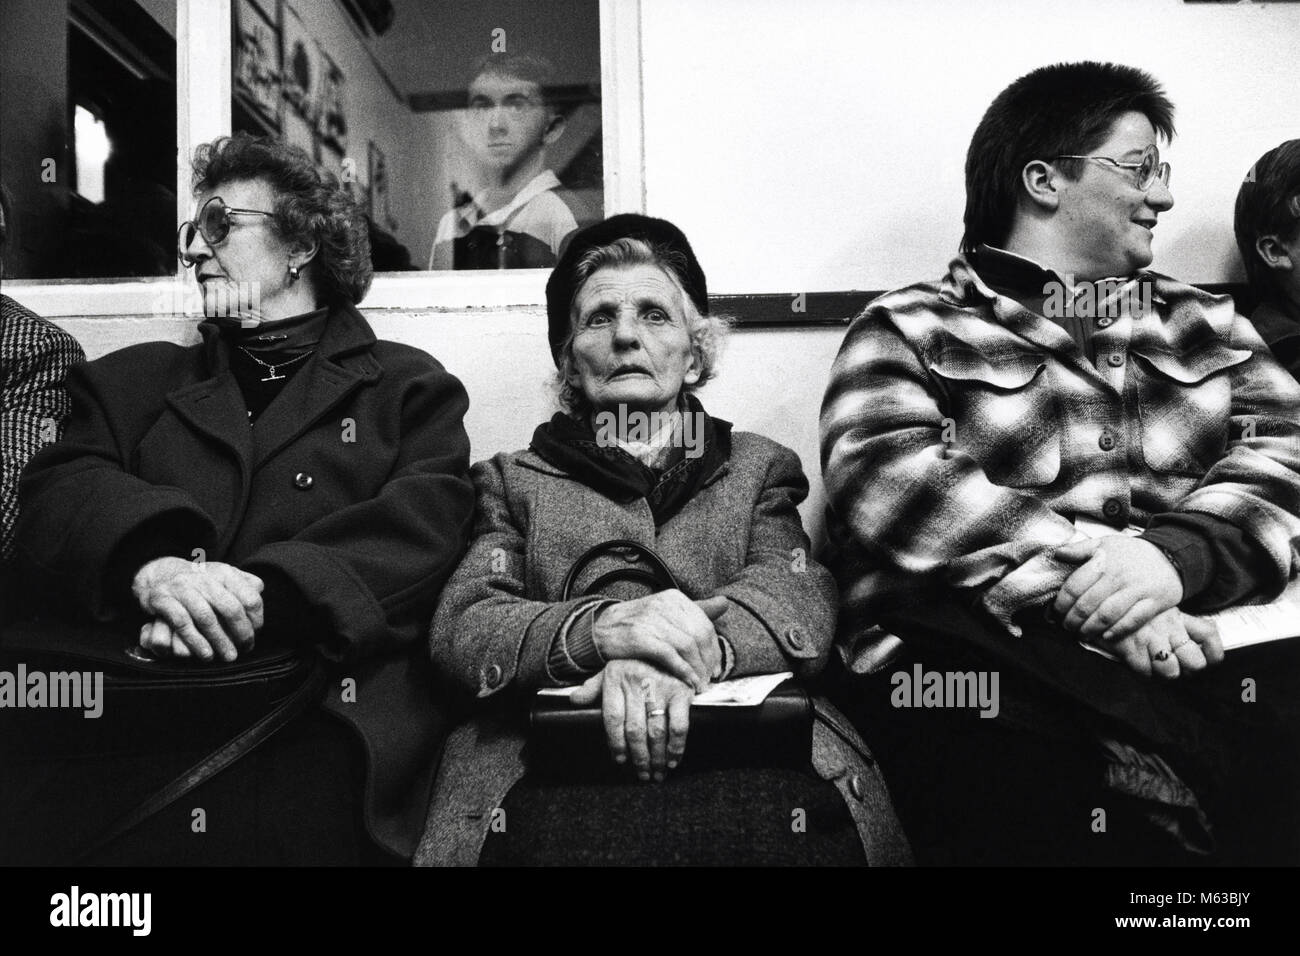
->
<box><xmin>417</xmin><ymin>429</ymin><xmax>912</xmax><ymax>865</ymax></box>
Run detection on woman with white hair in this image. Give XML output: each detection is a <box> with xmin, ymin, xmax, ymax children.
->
<box><xmin>420</xmin><ymin>214</ymin><xmax>909</xmax><ymax>866</ymax></box>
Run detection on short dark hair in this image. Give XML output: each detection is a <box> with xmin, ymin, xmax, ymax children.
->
<box><xmin>962</xmin><ymin>61</ymin><xmax>1176</xmax><ymax>253</ymax></box>
<box><xmin>468</xmin><ymin>52</ymin><xmax>559</xmax><ymax>114</ymax></box>
<box><xmin>191</xmin><ymin>133</ymin><xmax>371</xmax><ymax>306</ymax></box>
<box><xmin>1235</xmin><ymin>140</ymin><xmax>1300</xmax><ymax>301</ymax></box>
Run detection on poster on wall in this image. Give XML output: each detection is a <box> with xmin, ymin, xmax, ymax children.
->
<box><xmin>233</xmin><ymin>0</ymin><xmax>281</xmax><ymax>132</ymax></box>
<box><xmin>281</xmin><ymin>0</ymin><xmax>323</xmax><ymax>143</ymax></box>
<box><xmin>319</xmin><ymin>52</ymin><xmax>348</xmax><ymax>155</ymax></box>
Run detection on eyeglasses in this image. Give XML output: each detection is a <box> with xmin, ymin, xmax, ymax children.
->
<box><xmin>1053</xmin><ymin>144</ymin><xmax>1172</xmax><ymax>192</ymax></box>
<box><xmin>177</xmin><ymin>196</ymin><xmax>275</xmax><ymax>266</ymax></box>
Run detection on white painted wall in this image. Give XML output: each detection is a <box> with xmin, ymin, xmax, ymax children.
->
<box><xmin>52</xmin><ymin>310</ymin><xmax>843</xmax><ymax>542</ymax></box>
<box><xmin>22</xmin><ymin>0</ymin><xmax>1300</xmax><ymax>546</ymax></box>
<box><xmin>641</xmin><ymin>0</ymin><xmax>1300</xmax><ymax>293</ymax></box>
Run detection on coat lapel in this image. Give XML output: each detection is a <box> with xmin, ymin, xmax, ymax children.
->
<box><xmin>249</xmin><ymin>302</ymin><xmax>382</xmax><ymax>467</ymax></box>
<box><xmin>164</xmin><ymin>346</ymin><xmax>254</xmax><ymax>476</ymax></box>
<box><xmin>161</xmin><ymin>342</ymin><xmax>255</xmax><ymax>552</ymax></box>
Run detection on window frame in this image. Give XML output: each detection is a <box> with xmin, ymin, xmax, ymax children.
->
<box><xmin>7</xmin><ymin>0</ymin><xmax>645</xmax><ymax>317</ymax></box>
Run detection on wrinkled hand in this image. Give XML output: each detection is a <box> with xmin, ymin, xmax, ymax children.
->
<box><xmin>138</xmin><ymin>619</ymin><xmax>196</xmax><ymax>661</ymax></box>
<box><xmin>131</xmin><ymin>557</ymin><xmax>264</xmax><ymax>662</ymax></box>
<box><xmin>571</xmin><ymin>659</ymin><xmax>695</xmax><ymax>782</ymax></box>
<box><xmin>1103</xmin><ymin>607</ymin><xmax>1224</xmax><ymax>679</ymax></box>
<box><xmin>1053</xmin><ymin>536</ymin><xmax>1182</xmax><ymax>641</ymax></box>
<box><xmin>592</xmin><ymin>591</ymin><xmax>728</xmax><ymax>693</ymax></box>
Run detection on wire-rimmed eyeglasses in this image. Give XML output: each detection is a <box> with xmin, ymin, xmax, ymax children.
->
<box><xmin>177</xmin><ymin>196</ymin><xmax>275</xmax><ymax>266</ymax></box>
<box><xmin>1053</xmin><ymin>144</ymin><xmax>1171</xmax><ymax>192</ymax></box>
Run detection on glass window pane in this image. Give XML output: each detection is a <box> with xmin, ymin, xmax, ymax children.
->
<box><xmin>0</xmin><ymin>0</ymin><xmax>178</xmax><ymax>279</ymax></box>
<box><xmin>74</xmin><ymin>105</ymin><xmax>110</xmax><ymax>205</ymax></box>
<box><xmin>230</xmin><ymin>0</ymin><xmax>603</xmax><ymax>275</ymax></box>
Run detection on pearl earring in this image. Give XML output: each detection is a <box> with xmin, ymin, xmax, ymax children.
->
<box><xmin>288</xmin><ymin>265</ymin><xmax>301</xmax><ymax>282</ymax></box>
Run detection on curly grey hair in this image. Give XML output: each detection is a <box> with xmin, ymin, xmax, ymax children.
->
<box><xmin>191</xmin><ymin>133</ymin><xmax>372</xmax><ymax>307</ymax></box>
<box><xmin>554</xmin><ymin>237</ymin><xmax>730</xmax><ymax>417</ymax></box>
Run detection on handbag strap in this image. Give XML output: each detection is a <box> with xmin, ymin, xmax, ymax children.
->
<box><xmin>560</xmin><ymin>539</ymin><xmax>679</xmax><ymax>600</ymax></box>
<box><xmin>73</xmin><ymin>656</ymin><xmax>328</xmax><ymax>864</ymax></box>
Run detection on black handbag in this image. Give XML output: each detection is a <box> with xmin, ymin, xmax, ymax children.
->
<box><xmin>527</xmin><ymin>539</ymin><xmax>814</xmax><ymax>777</ymax></box>
<box><xmin>488</xmin><ymin>542</ymin><xmax>867</xmax><ymax>866</ymax></box>
<box><xmin>0</xmin><ymin>617</ymin><xmax>326</xmax><ymax>863</ymax></box>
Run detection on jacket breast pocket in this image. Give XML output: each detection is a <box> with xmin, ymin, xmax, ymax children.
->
<box><xmin>928</xmin><ymin>348</ymin><xmax>1061</xmax><ymax>488</ymax></box>
<box><xmin>1132</xmin><ymin>342</ymin><xmax>1252</xmax><ymax>475</ymax></box>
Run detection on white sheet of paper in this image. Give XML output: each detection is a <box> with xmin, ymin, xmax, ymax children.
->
<box><xmin>1072</xmin><ymin>516</ymin><xmax>1143</xmax><ymax>540</ymax></box>
<box><xmin>537</xmin><ymin>671</ymin><xmax>794</xmax><ymax>707</ymax></box>
<box><xmin>1198</xmin><ymin>579</ymin><xmax>1300</xmax><ymax>651</ymax></box>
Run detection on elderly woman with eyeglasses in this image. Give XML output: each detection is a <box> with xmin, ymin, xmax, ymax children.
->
<box><xmin>11</xmin><ymin>133</ymin><xmax>474</xmax><ymax>865</ymax></box>
<box><xmin>419</xmin><ymin>215</ymin><xmax>910</xmax><ymax>867</ymax></box>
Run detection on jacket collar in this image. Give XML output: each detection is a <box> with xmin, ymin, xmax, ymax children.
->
<box><xmin>940</xmin><ymin>253</ymin><xmax>1081</xmax><ymax>364</ymax></box>
<box><xmin>456</xmin><ymin>170</ymin><xmax>562</xmax><ymax>232</ymax></box>
<box><xmin>940</xmin><ymin>251</ymin><xmax>1165</xmax><ymax>390</ymax></box>
<box><xmin>169</xmin><ymin>300</ymin><xmax>382</xmax><ymax>468</ymax></box>
<box><xmin>964</xmin><ymin>244</ymin><xmax>1164</xmax><ymax>303</ymax></box>
<box><xmin>196</xmin><ymin>299</ymin><xmax>378</xmax><ymax>369</ymax></box>
<box><xmin>946</xmin><ymin>248</ymin><xmax>1166</xmax><ymax>310</ymax></box>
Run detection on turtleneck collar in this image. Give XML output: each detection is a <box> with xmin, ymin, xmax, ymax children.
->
<box><xmin>218</xmin><ymin>307</ymin><xmax>331</xmax><ymax>359</ymax></box>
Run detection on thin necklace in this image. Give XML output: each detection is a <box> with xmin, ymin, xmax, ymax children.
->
<box><xmin>238</xmin><ymin>346</ymin><xmax>315</xmax><ymax>382</ymax></box>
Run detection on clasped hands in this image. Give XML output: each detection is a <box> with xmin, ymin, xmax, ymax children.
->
<box><xmin>570</xmin><ymin>590</ymin><xmax>729</xmax><ymax>782</ymax></box>
<box><xmin>130</xmin><ymin>557</ymin><xmax>265</xmax><ymax>662</ymax></box>
<box><xmin>1051</xmin><ymin>535</ymin><xmax>1223</xmax><ymax>679</ymax></box>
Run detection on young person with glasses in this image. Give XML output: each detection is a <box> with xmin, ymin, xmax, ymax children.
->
<box><xmin>820</xmin><ymin>61</ymin><xmax>1300</xmax><ymax>865</ymax></box>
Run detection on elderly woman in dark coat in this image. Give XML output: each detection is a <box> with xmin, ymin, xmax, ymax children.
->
<box><xmin>9</xmin><ymin>133</ymin><xmax>474</xmax><ymax>865</ymax></box>
<box><xmin>419</xmin><ymin>214</ymin><xmax>909</xmax><ymax>866</ymax></box>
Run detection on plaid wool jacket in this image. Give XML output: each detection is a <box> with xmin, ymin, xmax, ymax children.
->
<box><xmin>1</xmin><ymin>295</ymin><xmax>84</xmax><ymax>564</ymax></box>
<box><xmin>820</xmin><ymin>255</ymin><xmax>1300</xmax><ymax>669</ymax></box>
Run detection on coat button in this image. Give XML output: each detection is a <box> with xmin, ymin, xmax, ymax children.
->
<box><xmin>1107</xmin><ymin>353</ymin><xmax>1125</xmax><ymax>367</ymax></box>
<box><xmin>849</xmin><ymin>774</ymin><xmax>867</xmax><ymax>801</ymax></box>
<box><xmin>483</xmin><ymin>664</ymin><xmax>503</xmax><ymax>689</ymax></box>
<box><xmin>785</xmin><ymin>625</ymin><xmax>805</xmax><ymax>650</ymax></box>
<box><xmin>1098</xmin><ymin>430</ymin><xmax>1116</xmax><ymax>451</ymax></box>
<box><xmin>1096</xmin><ymin>315</ymin><xmax>1114</xmax><ymax>328</ymax></box>
<box><xmin>293</xmin><ymin>472</ymin><xmax>314</xmax><ymax>490</ymax></box>
<box><xmin>1102</xmin><ymin>497</ymin><xmax>1124</xmax><ymax>520</ymax></box>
